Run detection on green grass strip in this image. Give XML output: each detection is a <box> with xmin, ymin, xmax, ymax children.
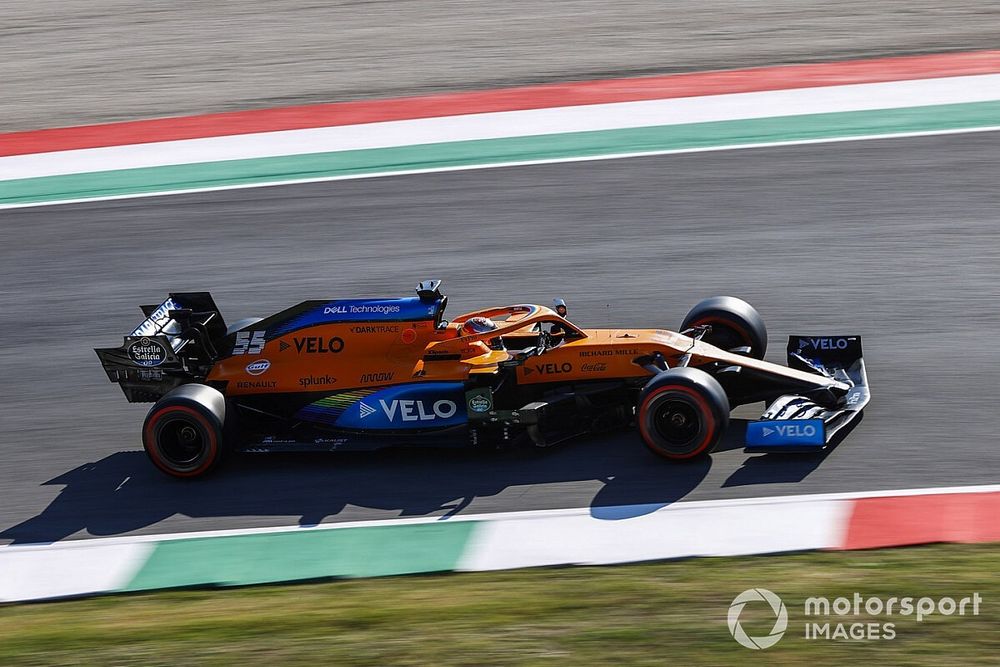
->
<box><xmin>123</xmin><ymin>521</ymin><xmax>477</xmax><ymax>591</ymax></box>
<box><xmin>1</xmin><ymin>543</ymin><xmax>998</xmax><ymax>666</ymax></box>
<box><xmin>3</xmin><ymin>101</ymin><xmax>999</xmax><ymax>206</ymax></box>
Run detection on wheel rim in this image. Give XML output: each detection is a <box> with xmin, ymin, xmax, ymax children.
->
<box><xmin>652</xmin><ymin>397</ymin><xmax>703</xmax><ymax>448</ymax></box>
<box><xmin>156</xmin><ymin>415</ymin><xmax>209</xmax><ymax>467</ymax></box>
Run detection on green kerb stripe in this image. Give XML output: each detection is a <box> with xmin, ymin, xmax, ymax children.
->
<box><xmin>4</xmin><ymin>101</ymin><xmax>1000</xmax><ymax>206</ymax></box>
<box><xmin>123</xmin><ymin>521</ymin><xmax>478</xmax><ymax>591</ymax></box>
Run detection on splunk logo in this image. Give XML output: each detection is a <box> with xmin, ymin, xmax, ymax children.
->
<box><xmin>299</xmin><ymin>374</ymin><xmax>336</xmax><ymax>388</ymax></box>
<box><xmin>359</xmin><ymin>399</ymin><xmax>458</xmax><ymax>422</ymax></box>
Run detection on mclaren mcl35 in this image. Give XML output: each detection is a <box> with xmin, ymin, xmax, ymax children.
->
<box><xmin>96</xmin><ymin>281</ymin><xmax>869</xmax><ymax>477</ymax></box>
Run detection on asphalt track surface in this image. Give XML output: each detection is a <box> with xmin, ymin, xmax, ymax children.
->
<box><xmin>4</xmin><ymin>1</ymin><xmax>1000</xmax><ymax>131</ymax></box>
<box><xmin>3</xmin><ymin>131</ymin><xmax>1000</xmax><ymax>545</ymax></box>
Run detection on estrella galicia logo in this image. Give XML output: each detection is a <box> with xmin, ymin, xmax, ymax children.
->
<box><xmin>728</xmin><ymin>588</ymin><xmax>788</xmax><ymax>649</ymax></box>
<box><xmin>246</xmin><ymin>359</ymin><xmax>271</xmax><ymax>376</ymax></box>
<box><xmin>469</xmin><ymin>394</ymin><xmax>492</xmax><ymax>413</ymax></box>
<box><xmin>127</xmin><ymin>337</ymin><xmax>167</xmax><ymax>367</ymax></box>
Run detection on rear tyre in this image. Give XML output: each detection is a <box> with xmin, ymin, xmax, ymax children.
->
<box><xmin>637</xmin><ymin>367</ymin><xmax>729</xmax><ymax>460</ymax></box>
<box><xmin>143</xmin><ymin>384</ymin><xmax>226</xmax><ymax>478</ymax></box>
<box><xmin>680</xmin><ymin>296</ymin><xmax>767</xmax><ymax>359</ymax></box>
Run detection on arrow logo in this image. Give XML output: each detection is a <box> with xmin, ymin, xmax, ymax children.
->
<box><xmin>359</xmin><ymin>401</ymin><xmax>375</xmax><ymax>419</ymax></box>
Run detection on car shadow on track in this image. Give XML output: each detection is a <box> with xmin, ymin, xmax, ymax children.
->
<box><xmin>720</xmin><ymin>414</ymin><xmax>862</xmax><ymax>488</ymax></box>
<box><xmin>0</xmin><ymin>429</ymin><xmax>719</xmax><ymax>546</ymax></box>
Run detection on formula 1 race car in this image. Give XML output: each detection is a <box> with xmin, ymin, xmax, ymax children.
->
<box><xmin>96</xmin><ymin>281</ymin><xmax>869</xmax><ymax>478</ymax></box>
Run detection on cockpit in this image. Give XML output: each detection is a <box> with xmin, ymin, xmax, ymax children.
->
<box><xmin>415</xmin><ymin>279</ymin><xmax>585</xmax><ymax>361</ymax></box>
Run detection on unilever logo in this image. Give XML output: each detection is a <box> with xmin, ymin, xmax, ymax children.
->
<box><xmin>728</xmin><ymin>588</ymin><xmax>788</xmax><ymax>649</ymax></box>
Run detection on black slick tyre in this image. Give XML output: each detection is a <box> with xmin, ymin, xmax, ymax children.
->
<box><xmin>680</xmin><ymin>296</ymin><xmax>767</xmax><ymax>359</ymax></box>
<box><xmin>143</xmin><ymin>384</ymin><xmax>226</xmax><ymax>478</ymax></box>
<box><xmin>637</xmin><ymin>367</ymin><xmax>729</xmax><ymax>460</ymax></box>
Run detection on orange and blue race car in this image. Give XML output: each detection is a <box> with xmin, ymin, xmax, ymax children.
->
<box><xmin>96</xmin><ymin>280</ymin><xmax>870</xmax><ymax>478</ymax></box>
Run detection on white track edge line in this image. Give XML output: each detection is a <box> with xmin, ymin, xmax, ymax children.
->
<box><xmin>3</xmin><ymin>124</ymin><xmax>999</xmax><ymax>211</ymax></box>
<box><xmin>2</xmin><ymin>483</ymin><xmax>997</xmax><ymax>552</ymax></box>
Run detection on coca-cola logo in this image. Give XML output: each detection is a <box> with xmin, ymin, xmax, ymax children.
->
<box><xmin>581</xmin><ymin>362</ymin><xmax>608</xmax><ymax>372</ymax></box>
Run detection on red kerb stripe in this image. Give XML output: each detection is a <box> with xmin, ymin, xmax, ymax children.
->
<box><xmin>3</xmin><ymin>50</ymin><xmax>1000</xmax><ymax>157</ymax></box>
<box><xmin>840</xmin><ymin>491</ymin><xmax>1000</xmax><ymax>550</ymax></box>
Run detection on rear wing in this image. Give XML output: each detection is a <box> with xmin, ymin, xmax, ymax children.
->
<box><xmin>95</xmin><ymin>293</ymin><xmax>226</xmax><ymax>402</ymax></box>
<box><xmin>745</xmin><ymin>335</ymin><xmax>869</xmax><ymax>452</ymax></box>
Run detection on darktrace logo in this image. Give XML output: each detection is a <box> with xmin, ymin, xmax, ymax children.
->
<box><xmin>350</xmin><ymin>325</ymin><xmax>400</xmax><ymax>334</ymax></box>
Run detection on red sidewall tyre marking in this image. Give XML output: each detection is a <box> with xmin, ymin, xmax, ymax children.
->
<box><xmin>639</xmin><ymin>384</ymin><xmax>718</xmax><ymax>459</ymax></box>
<box><xmin>144</xmin><ymin>405</ymin><xmax>219</xmax><ymax>478</ymax></box>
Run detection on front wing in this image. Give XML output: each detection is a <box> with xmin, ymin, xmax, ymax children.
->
<box><xmin>745</xmin><ymin>335</ymin><xmax>869</xmax><ymax>452</ymax></box>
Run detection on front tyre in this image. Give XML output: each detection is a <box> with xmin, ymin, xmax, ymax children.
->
<box><xmin>143</xmin><ymin>384</ymin><xmax>226</xmax><ymax>478</ymax></box>
<box><xmin>680</xmin><ymin>296</ymin><xmax>767</xmax><ymax>359</ymax></box>
<box><xmin>637</xmin><ymin>367</ymin><xmax>729</xmax><ymax>460</ymax></box>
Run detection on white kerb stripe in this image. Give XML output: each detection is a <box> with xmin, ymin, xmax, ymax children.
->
<box><xmin>458</xmin><ymin>499</ymin><xmax>850</xmax><ymax>570</ymax></box>
<box><xmin>0</xmin><ymin>542</ymin><xmax>153</xmax><ymax>602</ymax></box>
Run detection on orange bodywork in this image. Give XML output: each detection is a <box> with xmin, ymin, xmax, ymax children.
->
<box><xmin>207</xmin><ymin>303</ymin><xmax>835</xmax><ymax>396</ymax></box>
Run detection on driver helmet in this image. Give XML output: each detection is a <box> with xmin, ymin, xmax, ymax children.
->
<box><xmin>461</xmin><ymin>316</ymin><xmax>498</xmax><ymax>335</ymax></box>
